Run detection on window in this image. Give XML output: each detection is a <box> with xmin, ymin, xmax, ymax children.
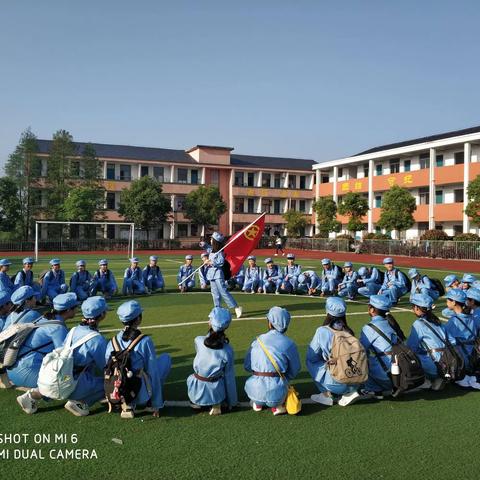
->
<box><xmin>247</xmin><ymin>172</ymin><xmax>255</xmax><ymax>187</ymax></box>
<box><xmin>290</xmin><ymin>200</ymin><xmax>297</xmax><ymax>210</ymax></box>
<box><xmin>375</xmin><ymin>164</ymin><xmax>383</xmax><ymax>176</ymax></box>
<box><xmin>274</xmin><ymin>174</ymin><xmax>281</xmax><ymax>189</ymax></box>
<box><xmin>247</xmin><ymin>198</ymin><xmax>255</xmax><ymax>213</ymax></box>
<box><xmin>210</xmin><ymin>169</ymin><xmax>219</xmax><ymax>186</ymax></box>
<box><xmin>454</xmin><ymin>225</ymin><xmax>463</xmax><ymax>236</ymax></box>
<box><xmin>262</xmin><ymin>173</ymin><xmax>271</xmax><ymax>188</ymax></box>
<box><xmin>234</xmin><ymin>199</ymin><xmax>244</xmax><ymax>213</ymax></box>
<box><xmin>119</xmin><ymin>164</ymin><xmax>131</xmax><ymax>181</ymax></box>
<box><xmin>299</xmin><ymin>175</ymin><xmax>306</xmax><ymax>189</ymax></box>
<box><xmin>419</xmin><ymin>187</ymin><xmax>429</xmax><ymax>205</ymax></box>
<box><xmin>436</xmin><ymin>155</ymin><xmax>444</xmax><ymax>167</ymax></box>
<box><xmin>177</xmin><ymin>224</ymin><xmax>188</xmax><ymax>237</ymax></box>
<box><xmin>321</xmin><ymin>174</ymin><xmax>330</xmax><ymax>183</ymax></box>
<box><xmin>153</xmin><ymin>166</ymin><xmax>164</xmax><ymax>181</ymax></box>
<box><xmin>455</xmin><ymin>151</ymin><xmax>464</xmax><ymax>165</ymax></box>
<box><xmin>106</xmin><ymin>225</ymin><xmax>115</xmax><ymax>239</ymax></box>
<box><xmin>338</xmin><ymin>168</ymin><xmax>344</xmax><ymax>178</ymax></box>
<box><xmin>363</xmin><ymin>164</ymin><xmax>369</xmax><ymax>177</ymax></box>
<box><xmin>375</xmin><ymin>195</ymin><xmax>382</xmax><ymax>208</ymax></box>
<box><xmin>435</xmin><ymin>190</ymin><xmax>444</xmax><ymax>204</ymax></box>
<box><xmin>106</xmin><ymin>193</ymin><xmax>115</xmax><ymax>209</ymax></box>
<box><xmin>190</xmin><ymin>225</ymin><xmax>198</xmax><ymax>237</ymax></box>
<box><xmin>234</xmin><ymin>172</ymin><xmax>244</xmax><ymax>187</ymax></box>
<box><xmin>262</xmin><ymin>199</ymin><xmax>271</xmax><ymax>213</ymax></box>
<box><xmin>419</xmin><ymin>154</ymin><xmax>430</xmax><ymax>170</ymax></box>
<box><xmin>299</xmin><ymin>200</ymin><xmax>306</xmax><ymax>212</ymax></box>
<box><xmin>175</xmin><ymin>196</ymin><xmax>185</xmax><ymax>211</ymax></box>
<box><xmin>418</xmin><ymin>222</ymin><xmax>429</xmax><ymax>234</ymax></box>
<box><xmin>177</xmin><ymin>168</ymin><xmax>188</xmax><ymax>183</ymax></box>
<box><xmin>273</xmin><ymin>199</ymin><xmax>281</xmax><ymax>214</ymax></box>
<box><xmin>106</xmin><ymin>163</ymin><xmax>115</xmax><ymax>180</ymax></box>
<box><xmin>140</xmin><ymin>166</ymin><xmax>149</xmax><ymax>177</ymax></box>
<box><xmin>191</xmin><ymin>169</ymin><xmax>199</xmax><ymax>185</ymax></box>
<box><xmin>389</xmin><ymin>158</ymin><xmax>400</xmax><ymax>174</ymax></box>
<box><xmin>454</xmin><ymin>189</ymin><xmax>464</xmax><ymax>203</ymax></box>
<box><xmin>404</xmin><ymin>160</ymin><xmax>411</xmax><ymax>172</ymax></box>
<box><xmin>288</xmin><ymin>175</ymin><xmax>297</xmax><ymax>189</ymax></box>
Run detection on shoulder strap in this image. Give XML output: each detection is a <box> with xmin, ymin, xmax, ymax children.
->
<box><xmin>421</xmin><ymin>319</ymin><xmax>447</xmax><ymax>345</ymax></box>
<box><xmin>256</xmin><ymin>336</ymin><xmax>286</xmax><ymax>381</ymax></box>
<box><xmin>111</xmin><ymin>335</ymin><xmax>121</xmax><ymax>353</ymax></box>
<box><xmin>127</xmin><ymin>333</ymin><xmax>146</xmax><ymax>352</ymax></box>
<box><xmin>367</xmin><ymin>323</ymin><xmax>394</xmax><ymax>346</ymax></box>
<box><xmin>69</xmin><ymin>329</ymin><xmax>100</xmax><ymax>351</ymax></box>
<box><xmin>452</xmin><ymin>314</ymin><xmax>477</xmax><ymax>338</ymax></box>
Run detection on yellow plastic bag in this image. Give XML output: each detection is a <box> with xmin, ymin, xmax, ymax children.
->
<box><xmin>285</xmin><ymin>385</ymin><xmax>302</xmax><ymax>415</ymax></box>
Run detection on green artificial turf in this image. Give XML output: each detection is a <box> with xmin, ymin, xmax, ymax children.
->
<box><xmin>0</xmin><ymin>254</ymin><xmax>478</xmax><ymax>479</ymax></box>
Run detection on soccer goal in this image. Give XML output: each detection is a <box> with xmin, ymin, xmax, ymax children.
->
<box><xmin>34</xmin><ymin>221</ymin><xmax>136</xmax><ymax>261</ymax></box>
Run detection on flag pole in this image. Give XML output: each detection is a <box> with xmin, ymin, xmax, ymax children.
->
<box><xmin>178</xmin><ymin>212</ymin><xmax>266</xmax><ymax>286</ymax></box>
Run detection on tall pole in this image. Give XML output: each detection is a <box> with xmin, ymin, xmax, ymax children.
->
<box><xmin>34</xmin><ymin>222</ymin><xmax>39</xmax><ymax>262</ymax></box>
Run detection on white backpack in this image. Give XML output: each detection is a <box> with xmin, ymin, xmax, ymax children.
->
<box><xmin>37</xmin><ymin>326</ymin><xmax>100</xmax><ymax>400</ymax></box>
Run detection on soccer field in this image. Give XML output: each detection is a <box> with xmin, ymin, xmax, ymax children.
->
<box><xmin>0</xmin><ymin>253</ymin><xmax>478</xmax><ymax>480</ymax></box>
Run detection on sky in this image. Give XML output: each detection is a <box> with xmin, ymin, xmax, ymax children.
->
<box><xmin>1</xmin><ymin>0</ymin><xmax>479</xmax><ymax>168</ymax></box>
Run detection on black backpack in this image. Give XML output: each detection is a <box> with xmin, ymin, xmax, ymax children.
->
<box><xmin>451</xmin><ymin>315</ymin><xmax>480</xmax><ymax>375</ymax></box>
<box><xmin>96</xmin><ymin>269</ymin><xmax>111</xmax><ymax>280</ymax></box>
<box><xmin>375</xmin><ymin>269</ymin><xmax>385</xmax><ymax>285</ymax></box>
<box><xmin>145</xmin><ymin>265</ymin><xmax>160</xmax><ymax>276</ymax></box>
<box><xmin>430</xmin><ymin>278</ymin><xmax>446</xmax><ymax>297</ymax></box>
<box><xmin>367</xmin><ymin>323</ymin><xmax>425</xmax><ymax>396</ymax></box>
<box><xmin>222</xmin><ymin>258</ymin><xmax>232</xmax><ymax>281</ymax></box>
<box><xmin>397</xmin><ymin>270</ymin><xmax>412</xmax><ymax>291</ymax></box>
<box><xmin>69</xmin><ymin>270</ymin><xmax>91</xmax><ymax>287</ymax></box>
<box><xmin>104</xmin><ymin>333</ymin><xmax>146</xmax><ymax>412</ymax></box>
<box><xmin>10</xmin><ymin>270</ymin><xmax>26</xmax><ymax>284</ymax></box>
<box><xmin>421</xmin><ymin>320</ymin><xmax>466</xmax><ymax>382</ymax></box>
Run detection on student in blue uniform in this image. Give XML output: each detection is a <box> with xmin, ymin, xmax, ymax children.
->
<box><xmin>123</xmin><ymin>257</ymin><xmax>146</xmax><ymax>296</ymax></box>
<box><xmin>244</xmin><ymin>306</ymin><xmax>301</xmax><ymax>415</ymax></box>
<box><xmin>408</xmin><ymin>268</ymin><xmax>440</xmax><ymax>302</ymax></box>
<box><xmin>461</xmin><ymin>274</ymin><xmax>477</xmax><ymax>290</ymax></box>
<box><xmin>0</xmin><ymin>259</ymin><xmax>14</xmax><ymax>295</ymax></box>
<box><xmin>105</xmin><ymin>300</ymin><xmax>171</xmax><ymax>418</ymax></box>
<box><xmin>227</xmin><ymin>264</ymin><xmax>245</xmax><ymax>291</ymax></box>
<box><xmin>187</xmin><ymin>307</ymin><xmax>238</xmax><ymax>415</ymax></box>
<box><xmin>41</xmin><ymin>258</ymin><xmax>68</xmax><ymax>303</ymax></box>
<box><xmin>204</xmin><ymin>232</ymin><xmax>242</xmax><ymax>318</ymax></box>
<box><xmin>178</xmin><ymin>255</ymin><xmax>195</xmax><ymax>292</ymax></box>
<box><xmin>91</xmin><ymin>259</ymin><xmax>118</xmax><ymax>299</ymax></box>
<box><xmin>338</xmin><ymin>262</ymin><xmax>359</xmax><ymax>300</ymax></box>
<box><xmin>69</xmin><ymin>260</ymin><xmax>93</xmax><ymax>302</ymax></box>
<box><xmin>0</xmin><ymin>291</ymin><xmax>12</xmax><ymax>332</ymax></box>
<box><xmin>466</xmin><ymin>287</ymin><xmax>480</xmax><ymax>326</ymax></box>
<box><xmin>378</xmin><ymin>257</ymin><xmax>408</xmax><ymax>304</ymax></box>
<box><xmin>297</xmin><ymin>270</ymin><xmax>321</xmax><ymax>295</ymax></box>
<box><xmin>406</xmin><ymin>293</ymin><xmax>456</xmax><ymax>391</ymax></box>
<box><xmin>444</xmin><ymin>289</ymin><xmax>480</xmax><ymax>389</ymax></box>
<box><xmin>357</xmin><ymin>266</ymin><xmax>382</xmax><ymax>298</ymax></box>
<box><xmin>262</xmin><ymin>258</ymin><xmax>282</xmax><ymax>294</ymax></box>
<box><xmin>13</xmin><ymin>257</ymin><xmax>41</xmax><ymax>296</ymax></box>
<box><xmin>242</xmin><ymin>256</ymin><xmax>262</xmax><ymax>294</ymax></box>
<box><xmin>198</xmin><ymin>253</ymin><xmax>211</xmax><ymax>290</ymax></box>
<box><xmin>143</xmin><ymin>255</ymin><xmax>165</xmax><ymax>293</ymax></box>
<box><xmin>279</xmin><ymin>253</ymin><xmax>302</xmax><ymax>294</ymax></box>
<box><xmin>307</xmin><ymin>297</ymin><xmax>362</xmax><ymax>407</ymax></box>
<box><xmin>320</xmin><ymin>258</ymin><xmax>341</xmax><ymax>296</ymax></box>
<box><xmin>444</xmin><ymin>274</ymin><xmax>460</xmax><ymax>292</ymax></box>
<box><xmin>3</xmin><ymin>285</ymin><xmax>41</xmax><ymax>331</ymax></box>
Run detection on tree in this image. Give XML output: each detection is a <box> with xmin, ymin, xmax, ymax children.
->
<box><xmin>465</xmin><ymin>175</ymin><xmax>480</xmax><ymax>227</ymax></box>
<box><xmin>312</xmin><ymin>196</ymin><xmax>341</xmax><ymax>237</ymax></box>
<box><xmin>0</xmin><ymin>178</ymin><xmax>22</xmax><ymax>235</ymax></box>
<box><xmin>183</xmin><ymin>185</ymin><xmax>227</xmax><ymax>233</ymax></box>
<box><xmin>337</xmin><ymin>192</ymin><xmax>369</xmax><ymax>235</ymax></box>
<box><xmin>377</xmin><ymin>185</ymin><xmax>416</xmax><ymax>238</ymax></box>
<box><xmin>118</xmin><ymin>176</ymin><xmax>171</xmax><ymax>239</ymax></box>
<box><xmin>282</xmin><ymin>210</ymin><xmax>309</xmax><ymax>238</ymax></box>
<box><xmin>82</xmin><ymin>143</ymin><xmax>103</xmax><ymax>184</ymax></box>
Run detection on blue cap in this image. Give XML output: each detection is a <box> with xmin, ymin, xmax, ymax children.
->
<box><xmin>76</xmin><ymin>260</ymin><xmax>86</xmax><ymax>267</ymax></box>
<box><xmin>383</xmin><ymin>257</ymin><xmax>394</xmax><ymax>265</ymax></box>
<box><xmin>446</xmin><ymin>288</ymin><xmax>467</xmax><ymax>304</ymax></box>
<box><xmin>411</xmin><ymin>293</ymin><xmax>434</xmax><ymax>309</ymax></box>
<box><xmin>247</xmin><ymin>255</ymin><xmax>256</xmax><ymax>261</ymax></box>
<box><xmin>267</xmin><ymin>306</ymin><xmax>291</xmax><ymax>333</ymax></box>
<box><xmin>466</xmin><ymin>287</ymin><xmax>480</xmax><ymax>303</ymax></box>
<box><xmin>185</xmin><ymin>255</ymin><xmax>193</xmax><ymax>260</ymax></box>
<box><xmin>98</xmin><ymin>259</ymin><xmax>108</xmax><ymax>266</ymax></box>
<box><xmin>461</xmin><ymin>274</ymin><xmax>476</xmax><ymax>284</ymax></box>
<box><xmin>444</xmin><ymin>274</ymin><xmax>458</xmax><ymax>287</ymax></box>
<box><xmin>0</xmin><ymin>259</ymin><xmax>12</xmax><ymax>266</ymax></box>
<box><xmin>369</xmin><ymin>295</ymin><xmax>392</xmax><ymax>311</ymax></box>
<box><xmin>117</xmin><ymin>300</ymin><xmax>144</xmax><ymax>323</ymax></box>
<box><xmin>344</xmin><ymin>261</ymin><xmax>353</xmax><ymax>268</ymax></box>
<box><xmin>149</xmin><ymin>255</ymin><xmax>158</xmax><ymax>261</ymax></box>
<box><xmin>209</xmin><ymin>307</ymin><xmax>232</xmax><ymax>332</ymax></box>
<box><xmin>264</xmin><ymin>258</ymin><xmax>273</xmax><ymax>264</ymax></box>
<box><xmin>22</xmin><ymin>257</ymin><xmax>35</xmax><ymax>264</ymax></box>
<box><xmin>200</xmin><ymin>252</ymin><xmax>208</xmax><ymax>258</ymax></box>
<box><xmin>81</xmin><ymin>296</ymin><xmax>108</xmax><ymax>318</ymax></box>
<box><xmin>408</xmin><ymin>268</ymin><xmax>420</xmax><ymax>279</ymax></box>
<box><xmin>53</xmin><ymin>293</ymin><xmax>79</xmax><ymax>311</ymax></box>
<box><xmin>130</xmin><ymin>257</ymin><xmax>139</xmax><ymax>263</ymax></box>
<box><xmin>321</xmin><ymin>258</ymin><xmax>331</xmax><ymax>265</ymax></box>
<box><xmin>49</xmin><ymin>258</ymin><xmax>61</xmax><ymax>266</ymax></box>
<box><xmin>212</xmin><ymin>232</ymin><xmax>225</xmax><ymax>242</ymax></box>
<box><xmin>0</xmin><ymin>291</ymin><xmax>11</xmax><ymax>307</ymax></box>
<box><xmin>473</xmin><ymin>280</ymin><xmax>480</xmax><ymax>290</ymax></box>
<box><xmin>286</xmin><ymin>253</ymin><xmax>295</xmax><ymax>260</ymax></box>
<box><xmin>11</xmin><ymin>286</ymin><xmax>36</xmax><ymax>305</ymax></box>
<box><xmin>326</xmin><ymin>297</ymin><xmax>346</xmax><ymax>317</ymax></box>
<box><xmin>358</xmin><ymin>266</ymin><xmax>367</xmax><ymax>277</ymax></box>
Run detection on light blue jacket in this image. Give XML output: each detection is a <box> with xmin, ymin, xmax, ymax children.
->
<box><xmin>322</xmin><ymin>265</ymin><xmax>340</xmax><ymax>282</ymax></box>
<box><xmin>362</xmin><ymin>267</ymin><xmax>381</xmax><ymax>285</ymax></box>
<box><xmin>124</xmin><ymin>266</ymin><xmax>144</xmax><ymax>283</ymax></box>
<box><xmin>381</xmin><ymin>269</ymin><xmax>408</xmax><ymax>292</ymax></box>
<box><xmin>206</xmin><ymin>251</ymin><xmax>226</xmax><ymax>281</ymax></box>
<box><xmin>340</xmin><ymin>270</ymin><xmax>358</xmax><ymax>287</ymax></box>
<box><xmin>244</xmin><ymin>266</ymin><xmax>262</xmax><ymax>283</ymax></box>
<box><xmin>282</xmin><ymin>264</ymin><xmax>302</xmax><ymax>282</ymax></box>
<box><xmin>262</xmin><ymin>265</ymin><xmax>281</xmax><ymax>282</ymax></box>
<box><xmin>41</xmin><ymin>269</ymin><xmax>67</xmax><ymax>297</ymax></box>
<box><xmin>177</xmin><ymin>264</ymin><xmax>195</xmax><ymax>285</ymax></box>
<box><xmin>70</xmin><ymin>270</ymin><xmax>92</xmax><ymax>292</ymax></box>
<box><xmin>92</xmin><ymin>269</ymin><xmax>118</xmax><ymax>292</ymax></box>
<box><xmin>445</xmin><ymin>312</ymin><xmax>478</xmax><ymax>368</ymax></box>
<box><xmin>0</xmin><ymin>271</ymin><xmax>14</xmax><ymax>295</ymax></box>
<box><xmin>13</xmin><ymin>270</ymin><xmax>35</xmax><ymax>289</ymax></box>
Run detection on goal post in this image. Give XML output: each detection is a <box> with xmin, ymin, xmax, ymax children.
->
<box><xmin>34</xmin><ymin>221</ymin><xmax>135</xmax><ymax>261</ymax></box>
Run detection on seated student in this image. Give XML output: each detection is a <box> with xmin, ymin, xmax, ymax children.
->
<box><xmin>123</xmin><ymin>257</ymin><xmax>146</xmax><ymax>296</ymax></box>
<box><xmin>13</xmin><ymin>257</ymin><xmax>41</xmax><ymax>296</ymax></box>
<box><xmin>378</xmin><ymin>257</ymin><xmax>408</xmax><ymax>305</ymax></box>
<box><xmin>244</xmin><ymin>306</ymin><xmax>301</xmax><ymax>415</ymax></box>
<box><xmin>242</xmin><ymin>256</ymin><xmax>262</xmax><ymax>294</ymax></box>
<box><xmin>466</xmin><ymin>287</ymin><xmax>480</xmax><ymax>325</ymax></box>
<box><xmin>12</xmin><ymin>292</ymin><xmax>71</xmax><ymax>413</ymax></box>
<box><xmin>70</xmin><ymin>260</ymin><xmax>93</xmax><ymax>302</ymax></box>
<box><xmin>278</xmin><ymin>253</ymin><xmax>302</xmax><ymax>295</ymax></box>
<box><xmin>307</xmin><ymin>297</ymin><xmax>363</xmax><ymax>407</ymax></box>
<box><xmin>357</xmin><ymin>266</ymin><xmax>382</xmax><ymax>298</ymax></box>
<box><xmin>143</xmin><ymin>255</ymin><xmax>165</xmax><ymax>293</ymax></box>
<box><xmin>187</xmin><ymin>307</ymin><xmax>237</xmax><ymax>415</ymax></box>
<box><xmin>0</xmin><ymin>259</ymin><xmax>14</xmax><ymax>296</ymax></box>
<box><xmin>444</xmin><ymin>289</ymin><xmax>480</xmax><ymax>389</ymax></box>
<box><xmin>444</xmin><ymin>274</ymin><xmax>460</xmax><ymax>292</ymax></box>
<box><xmin>406</xmin><ymin>293</ymin><xmax>456</xmax><ymax>391</ymax></box>
<box><xmin>0</xmin><ymin>291</ymin><xmax>12</xmax><ymax>332</ymax></box>
<box><xmin>105</xmin><ymin>300</ymin><xmax>171</xmax><ymax>419</ymax></box>
<box><xmin>338</xmin><ymin>262</ymin><xmax>359</xmax><ymax>300</ymax></box>
<box><xmin>262</xmin><ymin>258</ymin><xmax>282</xmax><ymax>294</ymax></box>
<box><xmin>198</xmin><ymin>253</ymin><xmax>211</xmax><ymax>290</ymax></box>
<box><xmin>3</xmin><ymin>285</ymin><xmax>41</xmax><ymax>331</ymax></box>
<box><xmin>91</xmin><ymin>259</ymin><xmax>118</xmax><ymax>299</ymax></box>
<box><xmin>460</xmin><ymin>274</ymin><xmax>477</xmax><ymax>290</ymax></box>
<box><xmin>297</xmin><ymin>270</ymin><xmax>321</xmax><ymax>296</ymax></box>
<box><xmin>227</xmin><ymin>264</ymin><xmax>245</xmax><ymax>291</ymax></box>
<box><xmin>359</xmin><ymin>295</ymin><xmax>406</xmax><ymax>398</ymax></box>
<box><xmin>41</xmin><ymin>258</ymin><xmax>68</xmax><ymax>303</ymax></box>
<box><xmin>178</xmin><ymin>255</ymin><xmax>195</xmax><ymax>293</ymax></box>
<box><xmin>408</xmin><ymin>268</ymin><xmax>440</xmax><ymax>302</ymax></box>
<box><xmin>320</xmin><ymin>258</ymin><xmax>341</xmax><ymax>296</ymax></box>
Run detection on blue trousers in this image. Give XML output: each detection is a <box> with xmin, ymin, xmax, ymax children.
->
<box><xmin>180</xmin><ymin>279</ymin><xmax>195</xmax><ymax>291</ymax></box>
<box><xmin>135</xmin><ymin>353</ymin><xmax>171</xmax><ymax>408</ymax></box>
<box><xmin>210</xmin><ymin>278</ymin><xmax>237</xmax><ymax>308</ymax></box>
<box><xmin>321</xmin><ymin>279</ymin><xmax>338</xmax><ymax>294</ymax></box>
<box><xmin>381</xmin><ymin>286</ymin><xmax>407</xmax><ymax>304</ymax></box>
<box><xmin>145</xmin><ymin>276</ymin><xmax>164</xmax><ymax>291</ymax></box>
<box><xmin>410</xmin><ymin>287</ymin><xmax>440</xmax><ymax>303</ymax></box>
<box><xmin>123</xmin><ymin>278</ymin><xmax>146</xmax><ymax>295</ymax></box>
<box><xmin>358</xmin><ymin>283</ymin><xmax>381</xmax><ymax>298</ymax></box>
<box><xmin>73</xmin><ymin>286</ymin><xmax>91</xmax><ymax>301</ymax></box>
<box><xmin>46</xmin><ymin>284</ymin><xmax>68</xmax><ymax>302</ymax></box>
<box><xmin>338</xmin><ymin>284</ymin><xmax>358</xmax><ymax>300</ymax></box>
<box><xmin>243</xmin><ymin>278</ymin><xmax>261</xmax><ymax>292</ymax></box>
<box><xmin>263</xmin><ymin>279</ymin><xmax>282</xmax><ymax>293</ymax></box>
<box><xmin>91</xmin><ymin>280</ymin><xmax>116</xmax><ymax>296</ymax></box>
<box><xmin>69</xmin><ymin>370</ymin><xmax>105</xmax><ymax>406</ymax></box>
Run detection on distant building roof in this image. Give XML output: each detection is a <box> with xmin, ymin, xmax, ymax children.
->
<box><xmin>230</xmin><ymin>153</ymin><xmax>315</xmax><ymax>170</ymax></box>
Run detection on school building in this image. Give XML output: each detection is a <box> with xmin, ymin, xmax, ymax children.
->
<box><xmin>313</xmin><ymin>125</ymin><xmax>480</xmax><ymax>239</ymax></box>
<box><xmin>35</xmin><ymin>141</ymin><xmax>316</xmax><ymax>240</ymax></box>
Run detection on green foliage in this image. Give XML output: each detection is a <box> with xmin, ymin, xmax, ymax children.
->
<box><xmin>377</xmin><ymin>185</ymin><xmax>416</xmax><ymax>236</ymax></box>
<box><xmin>82</xmin><ymin>143</ymin><xmax>102</xmax><ymax>183</ymax></box>
<box><xmin>118</xmin><ymin>176</ymin><xmax>171</xmax><ymax>236</ymax></box>
<box><xmin>62</xmin><ymin>186</ymin><xmax>105</xmax><ymax>222</ymax></box>
<box><xmin>282</xmin><ymin>210</ymin><xmax>309</xmax><ymax>237</ymax></box>
<box><xmin>0</xmin><ymin>178</ymin><xmax>22</xmax><ymax>233</ymax></box>
<box><xmin>363</xmin><ymin>232</ymin><xmax>391</xmax><ymax>240</ymax></box>
<box><xmin>312</xmin><ymin>196</ymin><xmax>340</xmax><ymax>236</ymax></box>
<box><xmin>183</xmin><ymin>185</ymin><xmax>227</xmax><ymax>231</ymax></box>
<box><xmin>465</xmin><ymin>175</ymin><xmax>480</xmax><ymax>227</ymax></box>
<box><xmin>337</xmin><ymin>192</ymin><xmax>369</xmax><ymax>234</ymax></box>
<box><xmin>453</xmin><ymin>233</ymin><xmax>480</xmax><ymax>241</ymax></box>
<box><xmin>420</xmin><ymin>229</ymin><xmax>449</xmax><ymax>240</ymax></box>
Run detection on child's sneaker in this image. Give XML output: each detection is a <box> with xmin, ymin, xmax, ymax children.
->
<box><xmin>209</xmin><ymin>404</ymin><xmax>222</xmax><ymax>416</ymax></box>
<box><xmin>251</xmin><ymin>401</ymin><xmax>263</xmax><ymax>412</ymax></box>
<box><xmin>271</xmin><ymin>405</ymin><xmax>287</xmax><ymax>416</ymax></box>
<box><xmin>17</xmin><ymin>390</ymin><xmax>38</xmax><ymax>414</ymax></box>
<box><xmin>65</xmin><ymin>400</ymin><xmax>90</xmax><ymax>417</ymax></box>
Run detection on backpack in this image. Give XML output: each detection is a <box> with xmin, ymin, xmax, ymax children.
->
<box><xmin>430</xmin><ymin>278</ymin><xmax>446</xmax><ymax>297</ymax></box>
<box><xmin>104</xmin><ymin>333</ymin><xmax>147</xmax><ymax>412</ymax></box>
<box><xmin>451</xmin><ymin>315</ymin><xmax>480</xmax><ymax>375</ymax></box>
<box><xmin>145</xmin><ymin>265</ymin><xmax>160</xmax><ymax>276</ymax></box>
<box><xmin>38</xmin><ymin>270</ymin><xmax>50</xmax><ymax>286</ymax></box>
<box><xmin>367</xmin><ymin>323</ymin><xmax>425</xmax><ymax>396</ymax></box>
<box><xmin>375</xmin><ymin>269</ymin><xmax>385</xmax><ymax>285</ymax></box>
<box><xmin>69</xmin><ymin>270</ymin><xmax>91</xmax><ymax>288</ymax></box>
<box><xmin>96</xmin><ymin>269</ymin><xmax>111</xmax><ymax>281</ymax></box>
<box><xmin>10</xmin><ymin>270</ymin><xmax>26</xmax><ymax>284</ymax></box>
<box><xmin>327</xmin><ymin>327</ymin><xmax>368</xmax><ymax>384</ymax></box>
<box><xmin>222</xmin><ymin>258</ymin><xmax>232</xmax><ymax>281</ymax></box>
<box><xmin>332</xmin><ymin>264</ymin><xmax>343</xmax><ymax>282</ymax></box>
<box><xmin>397</xmin><ymin>270</ymin><xmax>411</xmax><ymax>291</ymax></box>
<box><xmin>37</xmin><ymin>326</ymin><xmax>100</xmax><ymax>400</ymax></box>
<box><xmin>421</xmin><ymin>320</ymin><xmax>466</xmax><ymax>382</ymax></box>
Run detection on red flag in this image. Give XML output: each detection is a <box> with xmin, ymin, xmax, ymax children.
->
<box><xmin>224</xmin><ymin>213</ymin><xmax>266</xmax><ymax>275</ymax></box>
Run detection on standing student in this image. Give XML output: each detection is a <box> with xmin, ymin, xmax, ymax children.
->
<box><xmin>274</xmin><ymin>231</ymin><xmax>285</xmax><ymax>257</ymax></box>
<box><xmin>70</xmin><ymin>260</ymin><xmax>93</xmax><ymax>301</ymax></box>
<box><xmin>408</xmin><ymin>268</ymin><xmax>440</xmax><ymax>302</ymax></box>
<box><xmin>0</xmin><ymin>259</ymin><xmax>14</xmax><ymax>296</ymax></box>
<box><xmin>244</xmin><ymin>306</ymin><xmax>301</xmax><ymax>415</ymax></box>
<box><xmin>187</xmin><ymin>307</ymin><xmax>238</xmax><ymax>415</ymax></box>
<box><xmin>242</xmin><ymin>256</ymin><xmax>262</xmax><ymax>294</ymax></box>
<box><xmin>91</xmin><ymin>259</ymin><xmax>118</xmax><ymax>299</ymax></box>
<box><xmin>320</xmin><ymin>259</ymin><xmax>341</xmax><ymax>296</ymax></box>
<box><xmin>378</xmin><ymin>258</ymin><xmax>408</xmax><ymax>305</ymax></box>
<box><xmin>338</xmin><ymin>262</ymin><xmax>359</xmax><ymax>300</ymax></box>
<box><xmin>105</xmin><ymin>300</ymin><xmax>171</xmax><ymax>419</ymax></box>
<box><xmin>262</xmin><ymin>258</ymin><xmax>282</xmax><ymax>294</ymax></box>
<box><xmin>143</xmin><ymin>255</ymin><xmax>165</xmax><ymax>293</ymax></box>
<box><xmin>297</xmin><ymin>270</ymin><xmax>321</xmax><ymax>296</ymax></box>
<box><xmin>357</xmin><ymin>266</ymin><xmax>382</xmax><ymax>298</ymax></box>
<box><xmin>41</xmin><ymin>258</ymin><xmax>68</xmax><ymax>303</ymax></box>
<box><xmin>13</xmin><ymin>257</ymin><xmax>41</xmax><ymax>296</ymax></box>
<box><xmin>279</xmin><ymin>253</ymin><xmax>302</xmax><ymax>294</ymax></box>
<box><xmin>177</xmin><ymin>255</ymin><xmax>195</xmax><ymax>292</ymax></box>
<box><xmin>123</xmin><ymin>257</ymin><xmax>146</xmax><ymax>296</ymax></box>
